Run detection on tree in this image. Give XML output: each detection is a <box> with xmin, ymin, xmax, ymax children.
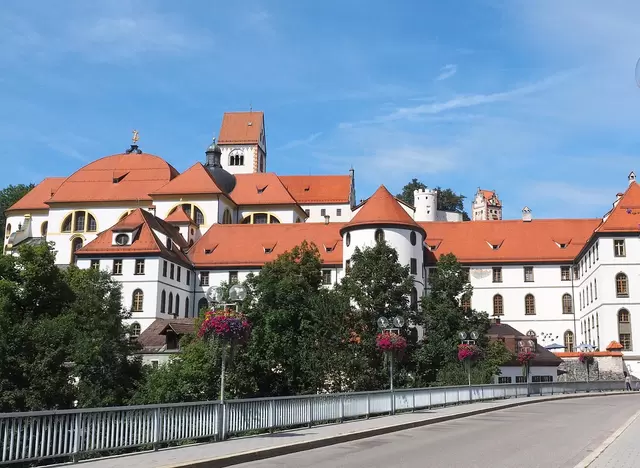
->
<box><xmin>413</xmin><ymin>253</ymin><xmax>492</xmax><ymax>386</ymax></box>
<box><xmin>337</xmin><ymin>240</ymin><xmax>417</xmax><ymax>390</ymax></box>
<box><xmin>1</xmin><ymin>183</ymin><xmax>35</xmax><ymax>230</ymax></box>
<box><xmin>396</xmin><ymin>179</ymin><xmax>470</xmax><ymax>220</ymax></box>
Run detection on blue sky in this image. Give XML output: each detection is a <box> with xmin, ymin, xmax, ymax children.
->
<box><xmin>2</xmin><ymin>0</ymin><xmax>640</xmax><ymax>219</ymax></box>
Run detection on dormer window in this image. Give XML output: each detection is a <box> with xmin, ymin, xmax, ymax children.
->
<box><xmin>559</xmin><ymin>243</ymin><xmax>567</xmax><ymax>249</ymax></box>
<box><xmin>114</xmin><ymin>233</ymin><xmax>129</xmax><ymax>246</ymax></box>
<box><xmin>257</xmin><ymin>185</ymin><xmax>267</xmax><ymax>194</ymax></box>
<box><xmin>263</xmin><ymin>242</ymin><xmax>276</xmax><ymax>254</ymax></box>
<box><xmin>264</xmin><ymin>247</ymin><xmax>273</xmax><ymax>254</ymax></box>
<box><xmin>166</xmin><ymin>238</ymin><xmax>172</xmax><ymax>250</ymax></box>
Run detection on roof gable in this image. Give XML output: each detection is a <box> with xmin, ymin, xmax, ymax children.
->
<box><xmin>279</xmin><ymin>175</ymin><xmax>351</xmax><ymax>204</ymax></box>
<box><xmin>596</xmin><ymin>182</ymin><xmax>640</xmax><ymax>233</ymax></box>
<box><xmin>165</xmin><ymin>205</ymin><xmax>194</xmax><ymax>224</ymax></box>
<box><xmin>151</xmin><ymin>163</ymin><xmax>223</xmax><ymax>196</ymax></box>
<box><xmin>231</xmin><ymin>173</ymin><xmax>297</xmax><ymax>205</ymax></box>
<box><xmin>343</xmin><ymin>185</ymin><xmax>423</xmax><ymax>232</ymax></box>
<box><xmin>217</xmin><ymin>111</ymin><xmax>264</xmax><ymax>145</ymax></box>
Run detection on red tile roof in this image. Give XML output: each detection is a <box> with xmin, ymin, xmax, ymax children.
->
<box><xmin>342</xmin><ymin>185</ymin><xmax>424</xmax><ymax>233</ymax></box>
<box><xmin>137</xmin><ymin>318</ymin><xmax>195</xmax><ymax>353</ymax></box>
<box><xmin>47</xmin><ymin>153</ymin><xmax>179</xmax><ymax>204</ymax></box>
<box><xmin>190</xmin><ymin>223</ymin><xmax>343</xmax><ymax>267</ymax></box>
<box><xmin>422</xmin><ymin>218</ymin><xmax>600</xmax><ymax>264</ymax></box>
<box><xmin>6</xmin><ymin>177</ymin><xmax>65</xmax><ymax>211</ymax></box>
<box><xmin>595</xmin><ymin>182</ymin><xmax>640</xmax><ymax>233</ymax></box>
<box><xmin>217</xmin><ymin>111</ymin><xmax>264</xmax><ymax>145</ymax></box>
<box><xmin>78</xmin><ymin>208</ymin><xmax>190</xmax><ymax>266</ymax></box>
<box><xmin>231</xmin><ymin>173</ymin><xmax>298</xmax><ymax>205</ymax></box>
<box><xmin>164</xmin><ymin>205</ymin><xmax>194</xmax><ymax>224</ymax></box>
<box><xmin>279</xmin><ymin>175</ymin><xmax>351</xmax><ymax>204</ymax></box>
<box><xmin>151</xmin><ymin>163</ymin><xmax>223</xmax><ymax>196</ymax></box>
<box><xmin>480</xmin><ymin>189</ymin><xmax>501</xmax><ymax>207</ymax></box>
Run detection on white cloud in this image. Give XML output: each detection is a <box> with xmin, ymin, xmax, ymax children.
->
<box><xmin>277</xmin><ymin>132</ymin><xmax>323</xmax><ymax>151</ymax></box>
<box><xmin>435</xmin><ymin>64</ymin><xmax>457</xmax><ymax>81</ymax></box>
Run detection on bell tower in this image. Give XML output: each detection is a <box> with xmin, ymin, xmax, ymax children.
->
<box><xmin>216</xmin><ymin>111</ymin><xmax>267</xmax><ymax>175</ymax></box>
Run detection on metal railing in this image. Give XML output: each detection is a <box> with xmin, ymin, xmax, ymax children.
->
<box><xmin>0</xmin><ymin>380</ymin><xmax>625</xmax><ymax>465</ymax></box>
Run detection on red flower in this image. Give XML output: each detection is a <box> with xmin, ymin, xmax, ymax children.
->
<box><xmin>579</xmin><ymin>352</ymin><xmax>595</xmax><ymax>365</ymax></box>
<box><xmin>458</xmin><ymin>344</ymin><xmax>480</xmax><ymax>361</ymax></box>
<box><xmin>376</xmin><ymin>332</ymin><xmax>407</xmax><ymax>351</ymax></box>
<box><xmin>198</xmin><ymin>308</ymin><xmax>252</xmax><ymax>343</ymax></box>
<box><xmin>517</xmin><ymin>351</ymin><xmax>536</xmax><ymax>364</ymax></box>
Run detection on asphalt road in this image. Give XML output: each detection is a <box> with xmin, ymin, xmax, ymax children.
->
<box><xmin>233</xmin><ymin>395</ymin><xmax>640</xmax><ymax>468</ymax></box>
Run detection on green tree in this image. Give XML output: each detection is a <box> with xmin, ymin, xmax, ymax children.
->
<box><xmin>396</xmin><ymin>179</ymin><xmax>470</xmax><ymax>220</ymax></box>
<box><xmin>337</xmin><ymin>240</ymin><xmax>417</xmax><ymax>390</ymax></box>
<box><xmin>1</xmin><ymin>183</ymin><xmax>35</xmax><ymax>230</ymax></box>
<box><xmin>413</xmin><ymin>253</ymin><xmax>491</xmax><ymax>386</ymax></box>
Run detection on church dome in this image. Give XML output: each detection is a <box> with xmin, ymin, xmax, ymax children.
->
<box><xmin>48</xmin><ymin>150</ymin><xmax>179</xmax><ymax>203</ymax></box>
<box><xmin>205</xmin><ymin>139</ymin><xmax>236</xmax><ymax>194</ymax></box>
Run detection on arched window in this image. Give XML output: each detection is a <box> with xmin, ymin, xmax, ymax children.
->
<box><xmin>240</xmin><ymin>213</ymin><xmax>281</xmax><ymax>224</ymax></box>
<box><xmin>410</xmin><ymin>287</ymin><xmax>418</xmax><ymax>311</ymax></box>
<box><xmin>174</xmin><ymin>204</ymin><xmax>205</xmax><ymax>226</ymax></box>
<box><xmin>562</xmin><ymin>293</ymin><xmax>572</xmax><ymax>314</ymax></box>
<box><xmin>194</xmin><ymin>207</ymin><xmax>205</xmax><ymax>226</ymax></box>
<box><xmin>131</xmin><ymin>289</ymin><xmax>144</xmax><ymax>312</ymax></box>
<box><xmin>198</xmin><ymin>297</ymin><xmax>208</xmax><ymax>314</ymax></box>
<box><xmin>618</xmin><ymin>309</ymin><xmax>632</xmax><ymax>351</ymax></box>
<box><xmin>168</xmin><ymin>292</ymin><xmax>173</xmax><ymax>315</ymax></box>
<box><xmin>185</xmin><ymin>297</ymin><xmax>190</xmax><ymax>318</ymax></box>
<box><xmin>493</xmin><ymin>294</ymin><xmax>503</xmax><ymax>316</ymax></box>
<box><xmin>616</xmin><ymin>273</ymin><xmax>629</xmax><ymax>297</ymax></box>
<box><xmin>410</xmin><ymin>231</ymin><xmax>417</xmax><ymax>246</ymax></box>
<box><xmin>222</xmin><ymin>209</ymin><xmax>232</xmax><ymax>224</ymax></box>
<box><xmin>61</xmin><ymin>211</ymin><xmax>97</xmax><ymax>233</ymax></box>
<box><xmin>564</xmin><ymin>330</ymin><xmax>574</xmax><ymax>352</ymax></box>
<box><xmin>175</xmin><ymin>294</ymin><xmax>180</xmax><ymax>316</ymax></box>
<box><xmin>5</xmin><ymin>223</ymin><xmax>11</xmax><ymax>237</ymax></box>
<box><xmin>40</xmin><ymin>221</ymin><xmax>48</xmax><ymax>237</ymax></box>
<box><xmin>346</xmin><ymin>233</ymin><xmax>351</xmax><ymax>247</ymax></box>
<box><xmin>160</xmin><ymin>290</ymin><xmax>166</xmax><ymax>314</ymax></box>
<box><xmin>374</xmin><ymin>229</ymin><xmax>385</xmax><ymax>243</ymax></box>
<box><xmin>525</xmin><ymin>294</ymin><xmax>535</xmax><ymax>315</ymax></box>
<box><xmin>461</xmin><ymin>294</ymin><xmax>471</xmax><ymax>312</ymax></box>
<box><xmin>70</xmin><ymin>237</ymin><xmax>83</xmax><ymax>264</ymax></box>
<box><xmin>131</xmin><ymin>322</ymin><xmax>141</xmax><ymax>338</ymax></box>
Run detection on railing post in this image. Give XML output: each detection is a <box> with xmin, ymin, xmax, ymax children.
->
<box><xmin>72</xmin><ymin>412</ymin><xmax>82</xmax><ymax>463</ymax></box>
<box><xmin>340</xmin><ymin>395</ymin><xmax>344</xmax><ymax>422</ymax></box>
<box><xmin>219</xmin><ymin>402</ymin><xmax>227</xmax><ymax>441</ymax></box>
<box><xmin>153</xmin><ymin>407</ymin><xmax>161</xmax><ymax>451</ymax></box>
<box><xmin>412</xmin><ymin>390</ymin><xmax>416</xmax><ymax>412</ymax></box>
<box><xmin>268</xmin><ymin>399</ymin><xmax>275</xmax><ymax>433</ymax></box>
<box><xmin>307</xmin><ymin>398</ymin><xmax>313</xmax><ymax>428</ymax></box>
<box><xmin>366</xmin><ymin>393</ymin><xmax>371</xmax><ymax>419</ymax></box>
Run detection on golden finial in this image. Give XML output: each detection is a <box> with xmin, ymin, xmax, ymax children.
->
<box><xmin>132</xmin><ymin>129</ymin><xmax>139</xmax><ymax>144</ymax></box>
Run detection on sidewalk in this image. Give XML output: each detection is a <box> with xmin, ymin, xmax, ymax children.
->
<box><xmin>580</xmin><ymin>407</ymin><xmax>640</xmax><ymax>468</ymax></box>
<box><xmin>62</xmin><ymin>392</ymin><xmax>629</xmax><ymax>468</ymax></box>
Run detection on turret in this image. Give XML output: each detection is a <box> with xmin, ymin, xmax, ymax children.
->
<box><xmin>413</xmin><ymin>188</ymin><xmax>438</xmax><ymax>222</ymax></box>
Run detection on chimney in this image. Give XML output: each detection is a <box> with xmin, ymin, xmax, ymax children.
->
<box><xmin>629</xmin><ymin>171</ymin><xmax>636</xmax><ymax>186</ymax></box>
<box><xmin>492</xmin><ymin>317</ymin><xmax>501</xmax><ymax>325</ymax></box>
<box><xmin>522</xmin><ymin>206</ymin><xmax>532</xmax><ymax>222</ymax></box>
<box><xmin>324</xmin><ymin>215</ymin><xmax>330</xmax><ymax>225</ymax></box>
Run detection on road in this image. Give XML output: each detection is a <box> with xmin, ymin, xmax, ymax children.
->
<box><xmin>233</xmin><ymin>395</ymin><xmax>640</xmax><ymax>468</ymax></box>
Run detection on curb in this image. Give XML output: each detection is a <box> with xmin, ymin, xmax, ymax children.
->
<box><xmin>166</xmin><ymin>391</ymin><xmax>637</xmax><ymax>468</ymax></box>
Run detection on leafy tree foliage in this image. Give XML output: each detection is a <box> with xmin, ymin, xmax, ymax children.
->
<box><xmin>413</xmin><ymin>253</ymin><xmax>494</xmax><ymax>386</ymax></box>
<box><xmin>396</xmin><ymin>179</ymin><xmax>470</xmax><ymax>221</ymax></box>
<box><xmin>338</xmin><ymin>240</ymin><xmax>417</xmax><ymax>390</ymax></box>
<box><xmin>0</xmin><ymin>243</ymin><xmax>141</xmax><ymax>411</ymax></box>
<box><xmin>0</xmin><ymin>183</ymin><xmax>35</xmax><ymax>233</ymax></box>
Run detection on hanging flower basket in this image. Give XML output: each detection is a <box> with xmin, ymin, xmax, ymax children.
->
<box><xmin>376</xmin><ymin>332</ymin><xmax>407</xmax><ymax>352</ymax></box>
<box><xmin>517</xmin><ymin>351</ymin><xmax>536</xmax><ymax>365</ymax></box>
<box><xmin>458</xmin><ymin>344</ymin><xmax>480</xmax><ymax>361</ymax></box>
<box><xmin>579</xmin><ymin>352</ymin><xmax>595</xmax><ymax>365</ymax></box>
<box><xmin>198</xmin><ymin>307</ymin><xmax>251</xmax><ymax>343</ymax></box>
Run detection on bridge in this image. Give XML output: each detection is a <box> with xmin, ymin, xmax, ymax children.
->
<box><xmin>0</xmin><ymin>381</ymin><xmax>636</xmax><ymax>467</ymax></box>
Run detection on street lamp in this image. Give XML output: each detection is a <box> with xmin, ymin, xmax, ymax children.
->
<box><xmin>577</xmin><ymin>342</ymin><xmax>596</xmax><ymax>385</ymax></box>
<box><xmin>205</xmin><ymin>283</ymin><xmax>248</xmax><ymax>403</ymax></box>
<box><xmin>459</xmin><ymin>331</ymin><xmax>479</xmax><ymax>390</ymax></box>
<box><xmin>517</xmin><ymin>339</ymin><xmax>536</xmax><ymax>396</ymax></box>
<box><xmin>377</xmin><ymin>315</ymin><xmax>405</xmax><ymax>392</ymax></box>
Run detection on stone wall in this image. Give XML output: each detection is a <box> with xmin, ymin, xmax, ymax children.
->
<box><xmin>557</xmin><ymin>356</ymin><xmax>627</xmax><ymax>382</ymax></box>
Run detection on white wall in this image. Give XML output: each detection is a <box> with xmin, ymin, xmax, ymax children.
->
<box><xmin>4</xmin><ymin>212</ymin><xmax>49</xmax><ymax>248</ymax></box>
<box><xmin>239</xmin><ymin>206</ymin><xmax>302</xmax><ymax>224</ymax></box>
<box><xmin>496</xmin><ymin>365</ymin><xmax>557</xmax><ymax>382</ymax></box>
<box><xmin>218</xmin><ymin>144</ymin><xmax>258</xmax><ymax>174</ymax></box>
<box><xmin>300</xmin><ymin>203</ymin><xmax>351</xmax><ymax>223</ymax></box>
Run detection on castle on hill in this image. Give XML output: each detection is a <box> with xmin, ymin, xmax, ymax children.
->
<box><xmin>4</xmin><ymin>111</ymin><xmax>640</xmax><ymax>380</ymax></box>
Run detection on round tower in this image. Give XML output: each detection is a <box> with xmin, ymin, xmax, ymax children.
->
<box><xmin>413</xmin><ymin>188</ymin><xmax>438</xmax><ymax>222</ymax></box>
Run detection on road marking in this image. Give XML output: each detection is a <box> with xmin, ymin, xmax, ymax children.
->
<box><xmin>573</xmin><ymin>408</ymin><xmax>640</xmax><ymax>468</ymax></box>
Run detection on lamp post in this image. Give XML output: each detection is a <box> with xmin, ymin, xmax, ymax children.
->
<box><xmin>458</xmin><ymin>331</ymin><xmax>479</xmax><ymax>400</ymax></box>
<box><xmin>576</xmin><ymin>342</ymin><xmax>596</xmax><ymax>386</ymax></box>
<box><xmin>376</xmin><ymin>316</ymin><xmax>405</xmax><ymax>415</ymax></box>
<box><xmin>205</xmin><ymin>283</ymin><xmax>248</xmax><ymax>403</ymax></box>
<box><xmin>517</xmin><ymin>339</ymin><xmax>536</xmax><ymax>396</ymax></box>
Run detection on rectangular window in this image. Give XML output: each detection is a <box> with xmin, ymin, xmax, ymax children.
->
<box><xmin>573</xmin><ymin>265</ymin><xmax>579</xmax><ymax>280</ymax></box>
<box><xmin>135</xmin><ymin>259</ymin><xmax>145</xmax><ymax>275</ymax></box>
<box><xmin>112</xmin><ymin>259</ymin><xmax>123</xmax><ymax>275</ymax></box>
<box><xmin>561</xmin><ymin>266</ymin><xmax>571</xmax><ymax>281</ymax></box>
<box><xmin>200</xmin><ymin>271</ymin><xmax>209</xmax><ymax>286</ymax></box>
<box><xmin>320</xmin><ymin>208</ymin><xmax>326</xmax><ymax>216</ymax></box>
<box><xmin>532</xmin><ymin>376</ymin><xmax>553</xmax><ymax>383</ymax></box>
<box><xmin>428</xmin><ymin>268</ymin><xmax>437</xmax><ymax>284</ymax></box>
<box><xmin>492</xmin><ymin>267</ymin><xmax>502</xmax><ymax>283</ymax></box>
<box><xmin>162</xmin><ymin>260</ymin><xmax>167</xmax><ymax>277</ymax></box>
<box><xmin>614</xmin><ymin>239</ymin><xmax>626</xmax><ymax>257</ymax></box>
<box><xmin>322</xmin><ymin>269</ymin><xmax>332</xmax><ymax>285</ymax></box>
<box><xmin>596</xmin><ymin>242</ymin><xmax>599</xmax><ymax>260</ymax></box>
<box><xmin>524</xmin><ymin>266</ymin><xmax>534</xmax><ymax>282</ymax></box>
<box><xmin>336</xmin><ymin>208</ymin><xmax>342</xmax><ymax>216</ymax></box>
<box><xmin>619</xmin><ymin>333</ymin><xmax>632</xmax><ymax>351</ymax></box>
<box><xmin>497</xmin><ymin>377</ymin><xmax>512</xmax><ymax>384</ymax></box>
<box><xmin>229</xmin><ymin>271</ymin><xmax>238</xmax><ymax>284</ymax></box>
<box><xmin>170</xmin><ymin>263</ymin><xmax>174</xmax><ymax>280</ymax></box>
<box><xmin>75</xmin><ymin>212</ymin><xmax>85</xmax><ymax>231</ymax></box>
<box><xmin>177</xmin><ymin>266</ymin><xmax>181</xmax><ymax>282</ymax></box>
<box><xmin>345</xmin><ymin>259</ymin><xmax>351</xmax><ymax>274</ymax></box>
<box><xmin>462</xmin><ymin>268</ymin><xmax>470</xmax><ymax>282</ymax></box>
<box><xmin>186</xmin><ymin>271</ymin><xmax>191</xmax><ymax>286</ymax></box>
<box><xmin>410</xmin><ymin>258</ymin><xmax>417</xmax><ymax>275</ymax></box>
<box><xmin>90</xmin><ymin>260</ymin><xmax>100</xmax><ymax>270</ymax></box>
<box><xmin>87</xmin><ymin>216</ymin><xmax>97</xmax><ymax>232</ymax></box>
<box><xmin>515</xmin><ymin>376</ymin><xmax>527</xmax><ymax>383</ymax></box>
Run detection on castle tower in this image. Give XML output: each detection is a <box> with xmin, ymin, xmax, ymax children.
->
<box><xmin>216</xmin><ymin>111</ymin><xmax>267</xmax><ymax>175</ymax></box>
<box><xmin>413</xmin><ymin>188</ymin><xmax>438</xmax><ymax>222</ymax></box>
<box><xmin>472</xmin><ymin>188</ymin><xmax>502</xmax><ymax>221</ymax></box>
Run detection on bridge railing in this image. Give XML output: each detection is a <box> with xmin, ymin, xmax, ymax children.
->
<box><xmin>0</xmin><ymin>380</ymin><xmax>625</xmax><ymax>465</ymax></box>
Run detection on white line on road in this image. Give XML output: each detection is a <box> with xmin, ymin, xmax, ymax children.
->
<box><xmin>573</xmin><ymin>407</ymin><xmax>640</xmax><ymax>468</ymax></box>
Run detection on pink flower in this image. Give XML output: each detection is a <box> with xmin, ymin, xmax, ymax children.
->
<box><xmin>376</xmin><ymin>332</ymin><xmax>407</xmax><ymax>351</ymax></box>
